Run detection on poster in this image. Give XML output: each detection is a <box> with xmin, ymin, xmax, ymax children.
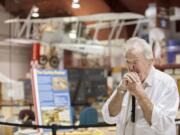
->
<box><xmin>31</xmin><ymin>69</ymin><xmax>72</xmax><ymax>132</ymax></box>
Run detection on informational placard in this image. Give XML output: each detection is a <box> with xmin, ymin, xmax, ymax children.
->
<box><xmin>31</xmin><ymin>69</ymin><xmax>72</xmax><ymax>132</ymax></box>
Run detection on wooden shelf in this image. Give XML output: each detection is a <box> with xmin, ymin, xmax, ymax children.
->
<box><xmin>155</xmin><ymin>64</ymin><xmax>180</xmax><ymax>70</ymax></box>
<box><xmin>0</xmin><ymin>100</ymin><xmax>33</xmax><ymax>107</ymax></box>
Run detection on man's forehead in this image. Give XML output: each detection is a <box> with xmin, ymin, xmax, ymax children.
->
<box><xmin>125</xmin><ymin>57</ymin><xmax>138</xmax><ymax>63</ymax></box>
<box><xmin>125</xmin><ymin>52</ymin><xmax>145</xmax><ymax>63</ymax></box>
<box><xmin>127</xmin><ymin>47</ymin><xmax>142</xmax><ymax>54</ymax></box>
<box><xmin>126</xmin><ymin>48</ymin><xmax>144</xmax><ymax>58</ymax></box>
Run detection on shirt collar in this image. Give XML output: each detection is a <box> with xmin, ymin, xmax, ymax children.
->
<box><xmin>143</xmin><ymin>65</ymin><xmax>155</xmax><ymax>87</ymax></box>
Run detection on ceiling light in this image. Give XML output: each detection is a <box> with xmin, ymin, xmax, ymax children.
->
<box><xmin>72</xmin><ymin>0</ymin><xmax>80</xmax><ymax>9</ymax></box>
<box><xmin>32</xmin><ymin>12</ymin><xmax>39</xmax><ymax>18</ymax></box>
<box><xmin>32</xmin><ymin>6</ymin><xmax>39</xmax><ymax>13</ymax></box>
<box><xmin>31</xmin><ymin>5</ymin><xmax>40</xmax><ymax>18</ymax></box>
<box><xmin>72</xmin><ymin>3</ymin><xmax>80</xmax><ymax>9</ymax></box>
<box><xmin>145</xmin><ymin>3</ymin><xmax>156</xmax><ymax>18</ymax></box>
<box><xmin>69</xmin><ymin>30</ymin><xmax>77</xmax><ymax>39</ymax></box>
<box><xmin>73</xmin><ymin>0</ymin><xmax>79</xmax><ymax>2</ymax></box>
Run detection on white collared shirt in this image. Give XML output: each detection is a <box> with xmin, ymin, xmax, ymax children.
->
<box><xmin>102</xmin><ymin>66</ymin><xmax>179</xmax><ymax>135</ymax></box>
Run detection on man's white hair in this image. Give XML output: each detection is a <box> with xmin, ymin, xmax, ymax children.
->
<box><xmin>125</xmin><ymin>37</ymin><xmax>153</xmax><ymax>60</ymax></box>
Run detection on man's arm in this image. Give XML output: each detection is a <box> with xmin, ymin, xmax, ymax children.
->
<box><xmin>108</xmin><ymin>86</ymin><xmax>126</xmax><ymax>116</ymax></box>
<box><xmin>125</xmin><ymin>72</ymin><xmax>153</xmax><ymax>125</ymax></box>
<box><xmin>136</xmin><ymin>90</ymin><xmax>153</xmax><ymax>125</ymax></box>
<box><xmin>108</xmin><ymin>73</ymin><xmax>134</xmax><ymax>117</ymax></box>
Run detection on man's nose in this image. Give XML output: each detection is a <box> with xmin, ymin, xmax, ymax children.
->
<box><xmin>128</xmin><ymin>64</ymin><xmax>134</xmax><ymax>71</ymax></box>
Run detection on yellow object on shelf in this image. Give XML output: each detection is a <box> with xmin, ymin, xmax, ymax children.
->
<box><xmin>112</xmin><ymin>67</ymin><xmax>123</xmax><ymax>73</ymax></box>
<box><xmin>177</xmin><ymin>79</ymin><xmax>180</xmax><ymax>96</ymax></box>
<box><xmin>56</xmin><ymin>128</ymin><xmax>103</xmax><ymax>135</ymax></box>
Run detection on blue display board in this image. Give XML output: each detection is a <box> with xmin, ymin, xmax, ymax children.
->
<box><xmin>32</xmin><ymin>69</ymin><xmax>72</xmax><ymax>132</ymax></box>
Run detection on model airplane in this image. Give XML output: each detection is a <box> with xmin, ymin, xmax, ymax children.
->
<box><xmin>2</xmin><ymin>9</ymin><xmax>149</xmax><ymax>55</ymax></box>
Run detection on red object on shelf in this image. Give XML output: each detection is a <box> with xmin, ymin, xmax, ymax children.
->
<box><xmin>32</xmin><ymin>43</ymin><xmax>41</xmax><ymax>61</ymax></box>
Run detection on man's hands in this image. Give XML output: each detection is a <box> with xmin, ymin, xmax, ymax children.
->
<box><xmin>109</xmin><ymin>71</ymin><xmax>153</xmax><ymax>123</ymax></box>
<box><xmin>116</xmin><ymin>72</ymin><xmax>153</xmax><ymax>125</ymax></box>
<box><xmin>121</xmin><ymin>72</ymin><xmax>144</xmax><ymax>97</ymax></box>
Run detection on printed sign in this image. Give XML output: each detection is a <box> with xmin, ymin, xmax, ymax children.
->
<box><xmin>31</xmin><ymin>69</ymin><xmax>72</xmax><ymax>132</ymax></box>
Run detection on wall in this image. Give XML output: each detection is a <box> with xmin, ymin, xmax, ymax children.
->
<box><xmin>0</xmin><ymin>46</ymin><xmax>32</xmax><ymax>80</ymax></box>
<box><xmin>0</xmin><ymin>5</ymin><xmax>32</xmax><ymax>80</ymax></box>
<box><xmin>0</xmin><ymin>5</ymin><xmax>11</xmax><ymax>40</ymax></box>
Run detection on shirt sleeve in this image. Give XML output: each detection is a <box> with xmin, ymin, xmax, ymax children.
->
<box><xmin>101</xmin><ymin>88</ymin><xmax>126</xmax><ymax>124</ymax></box>
<box><xmin>150</xmin><ymin>80</ymin><xmax>179</xmax><ymax>134</ymax></box>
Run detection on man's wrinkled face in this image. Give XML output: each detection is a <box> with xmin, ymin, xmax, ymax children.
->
<box><xmin>125</xmin><ymin>48</ymin><xmax>150</xmax><ymax>82</ymax></box>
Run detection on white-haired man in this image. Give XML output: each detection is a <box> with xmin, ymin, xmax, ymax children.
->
<box><xmin>102</xmin><ymin>37</ymin><xmax>179</xmax><ymax>135</ymax></box>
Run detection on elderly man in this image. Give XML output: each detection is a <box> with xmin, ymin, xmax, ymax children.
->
<box><xmin>102</xmin><ymin>37</ymin><xmax>179</xmax><ymax>135</ymax></box>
